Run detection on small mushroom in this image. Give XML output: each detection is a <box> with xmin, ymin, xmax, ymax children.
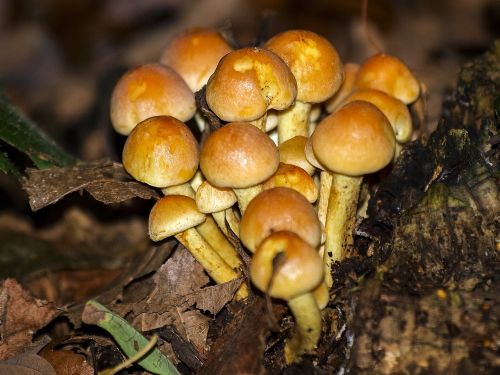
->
<box><xmin>149</xmin><ymin>195</ymin><xmax>247</xmax><ymax>300</ymax></box>
<box><xmin>355</xmin><ymin>53</ymin><xmax>420</xmax><ymax>104</ymax></box>
<box><xmin>263</xmin><ymin>163</ymin><xmax>318</xmax><ymax>203</ymax></box>
<box><xmin>239</xmin><ymin>187</ymin><xmax>321</xmax><ymax>253</ymax></box>
<box><xmin>265</xmin><ymin>30</ymin><xmax>344</xmax><ymax>143</ymax></box>
<box><xmin>162</xmin><ymin>181</ymin><xmax>242</xmax><ymax>271</ymax></box>
<box><xmin>160</xmin><ymin>27</ymin><xmax>232</xmax><ymax>132</ymax></box>
<box><xmin>110</xmin><ymin>64</ymin><xmax>195</xmax><ymax>135</ymax></box>
<box><xmin>200</xmin><ymin>122</ymin><xmax>280</xmax><ymax>213</ymax></box>
<box><xmin>250</xmin><ymin>231</ymin><xmax>324</xmax><ymax>363</ymax></box>
<box><xmin>325</xmin><ymin>62</ymin><xmax>360</xmax><ymax>113</ymax></box>
<box><xmin>122</xmin><ymin>116</ymin><xmax>198</xmax><ymax>188</ymax></box>
<box><xmin>278</xmin><ymin>136</ymin><xmax>316</xmax><ymax>175</ymax></box>
<box><xmin>160</xmin><ymin>27</ymin><xmax>232</xmax><ymax>93</ymax></box>
<box><xmin>196</xmin><ymin>180</ymin><xmax>238</xmax><ymax>236</ymax></box>
<box><xmin>342</xmin><ymin>89</ymin><xmax>412</xmax><ymax>144</ymax></box>
<box><xmin>205</xmin><ymin>47</ymin><xmax>297</xmax><ymax>130</ymax></box>
<box><xmin>311</xmin><ymin>101</ymin><xmax>395</xmax><ymax>287</ymax></box>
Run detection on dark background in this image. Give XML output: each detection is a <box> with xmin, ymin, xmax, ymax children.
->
<box><xmin>0</xmin><ymin>0</ymin><xmax>498</xmax><ymax>205</ymax></box>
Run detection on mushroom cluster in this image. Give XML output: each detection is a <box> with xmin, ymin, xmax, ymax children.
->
<box><xmin>110</xmin><ymin>26</ymin><xmax>420</xmax><ymax>363</ymax></box>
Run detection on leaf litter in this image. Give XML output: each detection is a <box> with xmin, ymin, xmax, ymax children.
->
<box><xmin>22</xmin><ymin>160</ymin><xmax>159</xmax><ymax>211</ymax></box>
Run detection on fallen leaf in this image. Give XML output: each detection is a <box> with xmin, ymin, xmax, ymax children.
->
<box><xmin>22</xmin><ymin>160</ymin><xmax>159</xmax><ymax>211</ymax></box>
<box><xmin>39</xmin><ymin>345</ymin><xmax>93</xmax><ymax>375</ymax></box>
<box><xmin>194</xmin><ymin>278</ymin><xmax>243</xmax><ymax>315</ymax></box>
<box><xmin>180</xmin><ymin>310</ymin><xmax>210</xmax><ymax>354</ymax></box>
<box><xmin>0</xmin><ymin>279</ymin><xmax>59</xmax><ymax>360</ymax></box>
<box><xmin>115</xmin><ymin>247</ymin><xmax>243</xmax><ymax>356</ymax></box>
<box><xmin>0</xmin><ymin>353</ymin><xmax>56</xmax><ymax>375</ymax></box>
<box><xmin>199</xmin><ymin>297</ymin><xmax>286</xmax><ymax>375</ymax></box>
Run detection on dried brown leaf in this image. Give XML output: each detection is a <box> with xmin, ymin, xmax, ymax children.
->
<box><xmin>22</xmin><ymin>160</ymin><xmax>159</xmax><ymax>211</ymax></box>
<box><xmin>180</xmin><ymin>310</ymin><xmax>210</xmax><ymax>354</ymax></box>
<box><xmin>0</xmin><ymin>353</ymin><xmax>56</xmax><ymax>375</ymax></box>
<box><xmin>0</xmin><ymin>279</ymin><xmax>59</xmax><ymax>360</ymax></box>
<box><xmin>39</xmin><ymin>346</ymin><xmax>93</xmax><ymax>375</ymax></box>
<box><xmin>200</xmin><ymin>297</ymin><xmax>286</xmax><ymax>375</ymax></box>
<box><xmin>115</xmin><ymin>247</ymin><xmax>242</xmax><ymax>356</ymax></box>
<box><xmin>193</xmin><ymin>278</ymin><xmax>243</xmax><ymax>315</ymax></box>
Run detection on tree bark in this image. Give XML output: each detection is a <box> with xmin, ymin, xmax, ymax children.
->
<box><xmin>286</xmin><ymin>42</ymin><xmax>500</xmax><ymax>374</ymax></box>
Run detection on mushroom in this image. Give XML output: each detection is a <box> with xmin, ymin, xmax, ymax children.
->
<box><xmin>239</xmin><ymin>187</ymin><xmax>321</xmax><ymax>253</ymax></box>
<box><xmin>200</xmin><ymin>122</ymin><xmax>280</xmax><ymax>213</ymax></box>
<box><xmin>341</xmin><ymin>89</ymin><xmax>413</xmax><ymax>158</ymax></box>
<box><xmin>160</xmin><ymin>27</ymin><xmax>232</xmax><ymax>132</ymax></box>
<box><xmin>196</xmin><ymin>180</ymin><xmax>238</xmax><ymax>237</ymax></box>
<box><xmin>355</xmin><ymin>53</ymin><xmax>420</xmax><ymax>104</ymax></box>
<box><xmin>122</xmin><ymin>116</ymin><xmax>198</xmax><ymax>189</ymax></box>
<box><xmin>311</xmin><ymin>101</ymin><xmax>395</xmax><ymax>287</ymax></box>
<box><xmin>325</xmin><ymin>62</ymin><xmax>360</xmax><ymax>113</ymax></box>
<box><xmin>263</xmin><ymin>163</ymin><xmax>318</xmax><ymax>203</ymax></box>
<box><xmin>162</xmin><ymin>181</ymin><xmax>242</xmax><ymax>271</ymax></box>
<box><xmin>278</xmin><ymin>136</ymin><xmax>316</xmax><ymax>175</ymax></box>
<box><xmin>265</xmin><ymin>29</ymin><xmax>343</xmax><ymax>143</ymax></box>
<box><xmin>250</xmin><ymin>231</ymin><xmax>324</xmax><ymax>363</ymax></box>
<box><xmin>205</xmin><ymin>47</ymin><xmax>297</xmax><ymax>131</ymax></box>
<box><xmin>160</xmin><ymin>27</ymin><xmax>232</xmax><ymax>93</ymax></box>
<box><xmin>110</xmin><ymin>64</ymin><xmax>195</xmax><ymax>135</ymax></box>
<box><xmin>149</xmin><ymin>195</ymin><xmax>247</xmax><ymax>300</ymax></box>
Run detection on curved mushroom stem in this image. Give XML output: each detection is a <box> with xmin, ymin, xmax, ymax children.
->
<box><xmin>324</xmin><ymin>174</ymin><xmax>362</xmax><ymax>288</ymax></box>
<box><xmin>212</xmin><ymin>210</ymin><xmax>229</xmax><ymax>237</ymax></box>
<box><xmin>284</xmin><ymin>292</ymin><xmax>322</xmax><ymax>364</ymax></box>
<box><xmin>317</xmin><ymin>171</ymin><xmax>333</xmax><ymax>242</ymax></box>
<box><xmin>225</xmin><ymin>208</ymin><xmax>240</xmax><ymax>236</ymax></box>
<box><xmin>233</xmin><ymin>185</ymin><xmax>263</xmax><ymax>213</ymax></box>
<box><xmin>175</xmin><ymin>228</ymin><xmax>248</xmax><ymax>300</ymax></box>
<box><xmin>278</xmin><ymin>101</ymin><xmax>311</xmax><ymax>144</ymax></box>
<box><xmin>196</xmin><ymin>217</ymin><xmax>241</xmax><ymax>269</ymax></box>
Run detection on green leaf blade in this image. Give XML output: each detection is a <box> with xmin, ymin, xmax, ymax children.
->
<box><xmin>0</xmin><ymin>90</ymin><xmax>76</xmax><ymax>169</ymax></box>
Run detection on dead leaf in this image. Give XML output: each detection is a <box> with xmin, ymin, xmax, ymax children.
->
<box><xmin>0</xmin><ymin>279</ymin><xmax>59</xmax><ymax>360</ymax></box>
<box><xmin>114</xmin><ymin>246</ymin><xmax>243</xmax><ymax>355</ymax></box>
<box><xmin>64</xmin><ymin>240</ymin><xmax>176</xmax><ymax>328</ymax></box>
<box><xmin>199</xmin><ymin>297</ymin><xmax>286</xmax><ymax>375</ymax></box>
<box><xmin>194</xmin><ymin>278</ymin><xmax>243</xmax><ymax>315</ymax></box>
<box><xmin>0</xmin><ymin>353</ymin><xmax>56</xmax><ymax>375</ymax></box>
<box><xmin>22</xmin><ymin>160</ymin><xmax>159</xmax><ymax>211</ymax></box>
<box><xmin>39</xmin><ymin>345</ymin><xmax>93</xmax><ymax>375</ymax></box>
<box><xmin>180</xmin><ymin>310</ymin><xmax>210</xmax><ymax>354</ymax></box>
<box><xmin>25</xmin><ymin>268</ymin><xmax>123</xmax><ymax>305</ymax></box>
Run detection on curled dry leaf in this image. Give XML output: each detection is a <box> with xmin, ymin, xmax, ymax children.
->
<box><xmin>22</xmin><ymin>160</ymin><xmax>159</xmax><ymax>211</ymax></box>
<box><xmin>114</xmin><ymin>247</ymin><xmax>243</xmax><ymax>357</ymax></box>
<box><xmin>39</xmin><ymin>345</ymin><xmax>93</xmax><ymax>375</ymax></box>
<box><xmin>0</xmin><ymin>279</ymin><xmax>58</xmax><ymax>360</ymax></box>
<box><xmin>0</xmin><ymin>353</ymin><xmax>56</xmax><ymax>375</ymax></box>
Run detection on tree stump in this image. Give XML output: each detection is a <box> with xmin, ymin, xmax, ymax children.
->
<box><xmin>309</xmin><ymin>42</ymin><xmax>499</xmax><ymax>374</ymax></box>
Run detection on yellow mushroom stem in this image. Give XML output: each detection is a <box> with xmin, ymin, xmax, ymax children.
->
<box><xmin>233</xmin><ymin>184</ymin><xmax>263</xmax><ymax>213</ymax></box>
<box><xmin>317</xmin><ymin>171</ymin><xmax>333</xmax><ymax>243</ymax></box>
<box><xmin>323</xmin><ymin>174</ymin><xmax>362</xmax><ymax>288</ymax></box>
<box><xmin>224</xmin><ymin>208</ymin><xmax>240</xmax><ymax>236</ymax></box>
<box><xmin>284</xmin><ymin>293</ymin><xmax>322</xmax><ymax>364</ymax></box>
<box><xmin>278</xmin><ymin>101</ymin><xmax>312</xmax><ymax>144</ymax></box>
<box><xmin>175</xmin><ymin>228</ymin><xmax>248</xmax><ymax>300</ymax></box>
